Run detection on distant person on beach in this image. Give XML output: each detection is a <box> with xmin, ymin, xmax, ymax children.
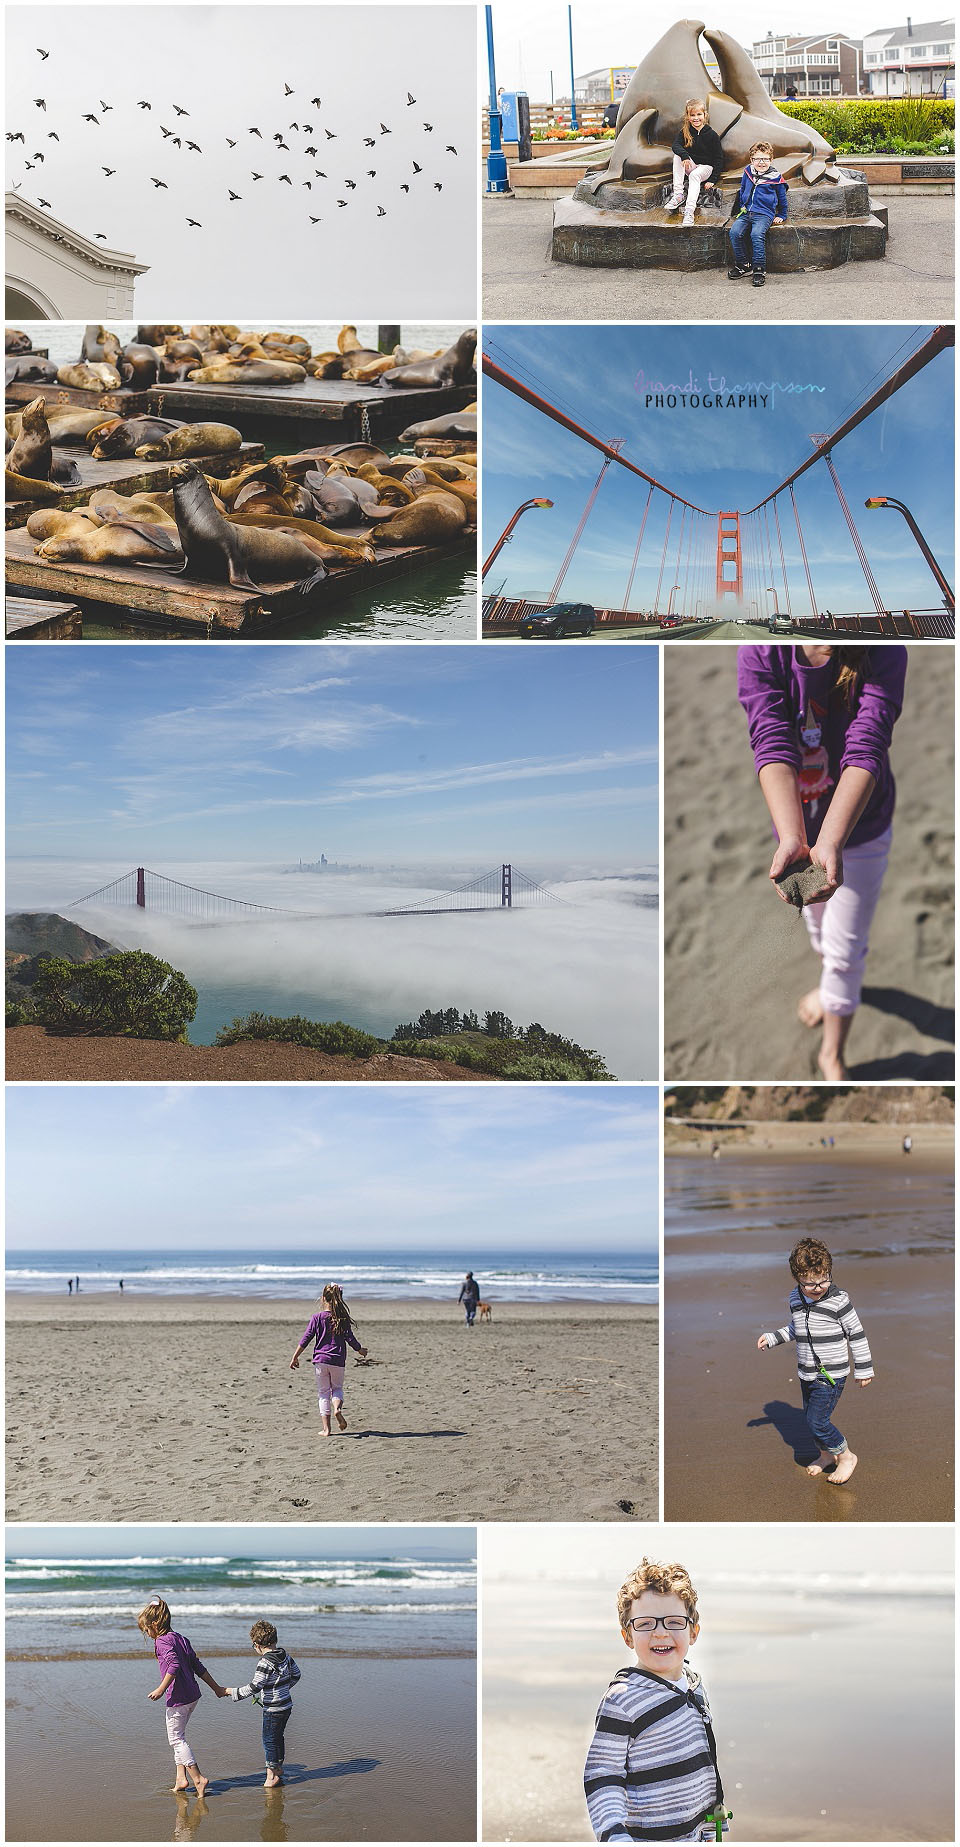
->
<box><xmin>119</xmin><ymin>1279</ymin><xmax>124</xmax><ymax>1291</ymax></box>
<box><xmin>75</xmin><ymin>1275</ymin><xmax>80</xmax><ymax>1291</ymax></box>
<box><xmin>738</xmin><ymin>645</ymin><xmax>907</xmax><ymax>1081</ymax></box>
<box><xmin>137</xmin><ymin>1596</ymin><xmax>227</xmax><ymax>1796</ymax></box>
<box><xmin>226</xmin><ymin>1618</ymin><xmax>301</xmax><ymax>1788</ymax></box>
<box><xmin>903</xmin><ymin>1134</ymin><xmax>913</xmax><ymax>1155</ymax></box>
<box><xmin>290</xmin><ymin>1283</ymin><xmax>368</xmax><ymax>1437</ymax></box>
<box><xmin>68</xmin><ymin>1279</ymin><xmax>72</xmax><ymax>1295</ymax></box>
<box><xmin>584</xmin><ymin>1556</ymin><xmax>727</xmax><ymax>1842</ymax></box>
<box><xmin>757</xmin><ymin>1234</ymin><xmax>874</xmax><ymax>1485</ymax></box>
<box><xmin>458</xmin><ymin>1271</ymin><xmax>480</xmax><ymax>1326</ymax></box>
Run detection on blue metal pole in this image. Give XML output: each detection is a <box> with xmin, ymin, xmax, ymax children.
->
<box><xmin>485</xmin><ymin>5</ymin><xmax>511</xmax><ymax>194</ymax></box>
<box><xmin>568</xmin><ymin>5</ymin><xmax>578</xmax><ymax>131</ymax></box>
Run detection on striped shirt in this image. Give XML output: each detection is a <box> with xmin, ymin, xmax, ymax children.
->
<box><xmin>584</xmin><ymin>1664</ymin><xmax>723</xmax><ymax>1842</ymax></box>
<box><xmin>230</xmin><ymin>1647</ymin><xmax>301</xmax><ymax>1711</ymax></box>
<box><xmin>762</xmin><ymin>1282</ymin><xmax>874</xmax><ymax>1381</ymax></box>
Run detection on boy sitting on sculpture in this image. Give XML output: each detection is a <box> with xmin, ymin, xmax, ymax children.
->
<box><xmin>727</xmin><ymin>141</ymin><xmax>788</xmax><ymax>287</ymax></box>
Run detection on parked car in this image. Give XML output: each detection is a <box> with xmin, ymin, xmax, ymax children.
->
<box><xmin>518</xmin><ymin>602</ymin><xmax>596</xmax><ymax>638</ymax></box>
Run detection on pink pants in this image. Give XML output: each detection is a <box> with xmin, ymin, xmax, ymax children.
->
<box><xmin>165</xmin><ymin>1699</ymin><xmax>199</xmax><ymax>1765</ymax></box>
<box><xmin>802</xmin><ymin>826</ymin><xmax>892</xmax><ymax>1015</ymax></box>
<box><xmin>671</xmin><ymin>156</ymin><xmax>713</xmax><ymax>209</ymax></box>
<box><xmin>315</xmin><ymin>1362</ymin><xmax>345</xmax><ymax>1414</ymax></box>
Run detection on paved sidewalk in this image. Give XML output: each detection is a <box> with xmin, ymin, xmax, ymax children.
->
<box><xmin>482</xmin><ymin>194</ymin><xmax>955</xmax><ymax>322</ymax></box>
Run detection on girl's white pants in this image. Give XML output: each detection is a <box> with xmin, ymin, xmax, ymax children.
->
<box><xmin>165</xmin><ymin>1700</ymin><xmax>199</xmax><ymax>1765</ymax></box>
<box><xmin>802</xmin><ymin>825</ymin><xmax>892</xmax><ymax>1015</ymax></box>
<box><xmin>671</xmin><ymin>157</ymin><xmax>713</xmax><ymax>209</ymax></box>
<box><xmin>315</xmin><ymin>1362</ymin><xmax>346</xmax><ymax>1414</ymax></box>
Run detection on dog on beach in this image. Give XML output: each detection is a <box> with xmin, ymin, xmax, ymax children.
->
<box><xmin>478</xmin><ymin>1302</ymin><xmax>493</xmax><ymax>1322</ymax></box>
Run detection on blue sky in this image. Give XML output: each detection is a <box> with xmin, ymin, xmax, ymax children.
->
<box><xmin>482</xmin><ymin>325</ymin><xmax>955</xmax><ymax>613</ymax></box>
<box><xmin>6</xmin><ymin>1524</ymin><xmax>475</xmax><ymax>1562</ymax></box>
<box><xmin>5</xmin><ymin>645</ymin><xmax>659</xmax><ymax>865</ymax></box>
<box><xmin>6</xmin><ymin>1086</ymin><xmax>658</xmax><ymax>1254</ymax></box>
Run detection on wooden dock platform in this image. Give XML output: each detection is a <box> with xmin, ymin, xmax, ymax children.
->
<box><xmin>5</xmin><ymin>442</ymin><xmax>265</xmax><ymax>529</ymax></box>
<box><xmin>6</xmin><ymin>594</ymin><xmax>83</xmax><ymax>638</ymax></box>
<box><xmin>6</xmin><ymin>527</ymin><xmax>475</xmax><ymax>634</ymax></box>
<box><xmin>5</xmin><ymin>380</ymin><xmax>152</xmax><ymax>415</ymax></box>
<box><xmin>144</xmin><ymin>378</ymin><xmax>475</xmax><ymax>442</ymax></box>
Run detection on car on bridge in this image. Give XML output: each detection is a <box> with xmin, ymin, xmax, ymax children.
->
<box><xmin>518</xmin><ymin>601</ymin><xmax>596</xmax><ymax>638</ymax></box>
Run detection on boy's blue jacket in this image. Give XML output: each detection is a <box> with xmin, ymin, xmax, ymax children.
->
<box><xmin>735</xmin><ymin>165</ymin><xmax>788</xmax><ymax>219</ymax></box>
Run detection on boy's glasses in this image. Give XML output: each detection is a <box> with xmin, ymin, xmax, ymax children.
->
<box><xmin>624</xmin><ymin>1615</ymin><xmax>694</xmax><ymax>1633</ymax></box>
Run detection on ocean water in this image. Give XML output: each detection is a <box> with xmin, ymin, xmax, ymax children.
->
<box><xmin>5</xmin><ymin>1554</ymin><xmax>476</xmax><ymax>1659</ymax></box>
<box><xmin>6</xmin><ymin>1248</ymin><xmax>658</xmax><ymax>1303</ymax></box>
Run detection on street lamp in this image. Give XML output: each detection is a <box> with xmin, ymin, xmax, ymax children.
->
<box><xmin>766</xmin><ymin>584</ymin><xmax>781</xmax><ymax>615</ymax></box>
<box><xmin>484</xmin><ymin>6</ymin><xmax>511</xmax><ymax>195</ymax></box>
<box><xmin>482</xmin><ymin>498</ymin><xmax>554</xmax><ymax>578</ymax></box>
<box><xmin>666</xmin><ymin>583</ymin><xmax>681</xmax><ymax>614</ymax></box>
<box><xmin>863</xmin><ymin>496</ymin><xmax>955</xmax><ymax>613</ymax></box>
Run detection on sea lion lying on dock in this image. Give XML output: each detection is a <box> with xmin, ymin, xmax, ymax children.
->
<box><xmin>147</xmin><ymin>464</ymin><xmax>329</xmax><ymax>596</ymax></box>
<box><xmin>137</xmin><ymin>325</ymin><xmax>183</xmax><ymax>345</ymax></box>
<box><xmin>7</xmin><ymin>398</ymin><xmax>81</xmax><ymax>484</ymax></box>
<box><xmin>119</xmin><ymin>343</ymin><xmax>160</xmax><ymax>389</ymax></box>
<box><xmin>89</xmin><ymin>416</ymin><xmax>184</xmax><ymax>459</ymax></box>
<box><xmin>37</xmin><ymin>521</ymin><xmax>185</xmax><ymax>566</ymax></box>
<box><xmin>227</xmin><ymin>512</ymin><xmax>376</xmax><ymax>566</ymax></box>
<box><xmin>57</xmin><ymin>361</ymin><xmax>122</xmax><ymax>391</ymax></box>
<box><xmin>371</xmin><ymin>491</ymin><xmax>469</xmax><ymax>545</ymax></box>
<box><xmin>6</xmin><ymin>328</ymin><xmax>34</xmax><ymax>354</ymax></box>
<box><xmin>399</xmin><ymin>409</ymin><xmax>477</xmax><ymax>443</ymax></box>
<box><xmin>5</xmin><ymin>470</ymin><xmax>67</xmax><ymax>502</ymax></box>
<box><xmin>6</xmin><ymin>355</ymin><xmax>58</xmax><ymax>384</ymax></box>
<box><xmin>135</xmin><ymin>422</ymin><xmax>243</xmax><ymax>460</ymax></box>
<box><xmin>185</xmin><ymin>357</ymin><xmax>307</xmax><ymax>384</ymax></box>
<box><xmin>81</xmin><ymin>325</ymin><xmax>123</xmax><ymax>368</ymax></box>
<box><xmin>378</xmin><ymin>328</ymin><xmax>477</xmax><ymax>390</ymax></box>
<box><xmin>26</xmin><ymin>507</ymin><xmax>103</xmax><ymax>541</ymax></box>
<box><xmin>7</xmin><ymin>407</ymin><xmax>115</xmax><ymax>447</ymax></box>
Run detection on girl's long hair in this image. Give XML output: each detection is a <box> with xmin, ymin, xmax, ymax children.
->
<box><xmin>320</xmin><ymin>1282</ymin><xmax>355</xmax><ymax>1338</ymax></box>
<box><xmin>681</xmin><ymin>99</ymin><xmax>709</xmax><ymax>147</ymax></box>
<box><xmin>137</xmin><ymin>1596</ymin><xmax>172</xmax><ymax>1640</ymax></box>
<box><xmin>833</xmin><ymin>647</ymin><xmax>870</xmax><ymax>709</ymax></box>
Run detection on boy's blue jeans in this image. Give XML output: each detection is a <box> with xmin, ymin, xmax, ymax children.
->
<box><xmin>730</xmin><ymin>211</ymin><xmax>772</xmax><ymax>268</ymax></box>
<box><xmin>262</xmin><ymin>1706</ymin><xmax>291</xmax><ymax>1773</ymax></box>
<box><xmin>801</xmin><ymin>1377</ymin><xmax>847</xmax><ymax>1454</ymax></box>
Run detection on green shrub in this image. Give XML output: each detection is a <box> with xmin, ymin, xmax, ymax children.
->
<box><xmin>389</xmin><ymin>1032</ymin><xmax>611</xmax><ymax>1081</ymax></box>
<box><xmin>776</xmin><ymin>96</ymin><xmax>953</xmax><ymax>150</ymax></box>
<box><xmin>214</xmin><ymin>1011</ymin><xmax>381</xmax><ymax>1058</ymax></box>
<box><xmin>31</xmin><ymin>951</ymin><xmax>197</xmax><ymax>1040</ymax></box>
<box><xmin>6</xmin><ymin>998</ymin><xmax>30</xmax><ymax>1027</ymax></box>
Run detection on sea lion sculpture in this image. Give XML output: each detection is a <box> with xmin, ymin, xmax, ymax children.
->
<box><xmin>149</xmin><ymin>464</ymin><xmax>329</xmax><ymax>598</ymax></box>
<box><xmin>378</xmin><ymin>328</ymin><xmax>477</xmax><ymax>390</ymax></box>
<box><xmin>584</xmin><ymin>19</ymin><xmax>839</xmax><ymax>196</ymax></box>
<box><xmin>134</xmin><ymin>423</ymin><xmax>243</xmax><ymax>460</ymax></box>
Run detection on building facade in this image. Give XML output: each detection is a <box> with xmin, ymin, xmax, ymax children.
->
<box><xmin>862</xmin><ymin>19</ymin><xmax>954</xmax><ymax>94</ymax></box>
<box><xmin>752</xmin><ymin>32</ymin><xmax>865</xmax><ymax>96</ymax></box>
<box><xmin>5</xmin><ymin>193</ymin><xmax>148</xmax><ymax>320</ymax></box>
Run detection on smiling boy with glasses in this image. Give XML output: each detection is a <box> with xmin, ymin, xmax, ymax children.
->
<box><xmin>758</xmin><ymin>1235</ymin><xmax>874</xmax><ymax>1484</ymax></box>
<box><xmin>584</xmin><ymin>1558</ymin><xmax>728</xmax><ymax>1842</ymax></box>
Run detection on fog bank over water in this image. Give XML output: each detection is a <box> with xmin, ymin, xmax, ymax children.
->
<box><xmin>7</xmin><ymin>860</ymin><xmax>658</xmax><ymax>1076</ymax></box>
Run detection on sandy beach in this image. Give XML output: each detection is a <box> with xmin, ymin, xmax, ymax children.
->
<box><xmin>664</xmin><ymin>1114</ymin><xmax>955</xmax><ymax>1167</ymax></box>
<box><xmin>663</xmin><ymin>646</ymin><xmax>954</xmax><ymax>1080</ymax></box>
<box><xmin>5</xmin><ymin>1653</ymin><xmax>475</xmax><ymax>1842</ymax></box>
<box><xmin>664</xmin><ymin>1152</ymin><xmax>954</xmax><ymax>1522</ymax></box>
<box><xmin>482</xmin><ymin>1572</ymin><xmax>954</xmax><ymax>1842</ymax></box>
<box><xmin>5</xmin><ymin>1297</ymin><xmax>657</xmax><ymax>1523</ymax></box>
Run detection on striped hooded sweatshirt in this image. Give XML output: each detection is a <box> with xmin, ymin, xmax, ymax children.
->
<box><xmin>762</xmin><ymin>1282</ymin><xmax>874</xmax><ymax>1382</ymax></box>
<box><xmin>584</xmin><ymin>1663</ymin><xmax>724</xmax><ymax>1842</ymax></box>
<box><xmin>229</xmin><ymin>1647</ymin><xmax>301</xmax><ymax>1711</ymax></box>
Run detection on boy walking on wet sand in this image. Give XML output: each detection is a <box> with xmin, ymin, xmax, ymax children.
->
<box><xmin>757</xmin><ymin>1235</ymin><xmax>874</xmax><ymax>1483</ymax></box>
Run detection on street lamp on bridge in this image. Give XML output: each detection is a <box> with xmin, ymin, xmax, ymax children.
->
<box><xmin>863</xmin><ymin>496</ymin><xmax>955</xmax><ymax>614</ymax></box>
<box><xmin>666</xmin><ymin>583</ymin><xmax>681</xmax><ymax>615</ymax></box>
<box><xmin>482</xmin><ymin>498</ymin><xmax>554</xmax><ymax>579</ymax></box>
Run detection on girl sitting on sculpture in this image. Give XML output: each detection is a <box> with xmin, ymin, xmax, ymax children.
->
<box><xmin>664</xmin><ymin>99</ymin><xmax>724</xmax><ymax>226</ymax></box>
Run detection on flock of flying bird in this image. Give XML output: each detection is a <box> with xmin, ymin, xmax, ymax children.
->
<box><xmin>7</xmin><ymin>48</ymin><xmax>460</xmax><ymax>240</ymax></box>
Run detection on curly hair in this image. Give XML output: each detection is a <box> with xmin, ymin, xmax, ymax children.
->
<box><xmin>789</xmin><ymin>1237</ymin><xmax>833</xmax><ymax>1281</ymax></box>
<box><xmin>617</xmin><ymin>1558</ymin><xmax>698</xmax><ymax>1629</ymax></box>
<box><xmin>250</xmin><ymin>1619</ymin><xmax>278</xmax><ymax>1648</ymax></box>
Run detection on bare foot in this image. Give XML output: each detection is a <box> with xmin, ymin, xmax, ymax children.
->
<box><xmin>192</xmin><ymin>1775</ymin><xmax>210</xmax><ymax>1797</ymax></box>
<box><xmin>818</xmin><ymin>1047</ymin><xmax>847</xmax><ymax>1081</ymax></box>
<box><xmin>827</xmin><ymin>1449</ymin><xmax>858</xmax><ymax>1484</ymax></box>
<box><xmin>318</xmin><ymin>1428</ymin><xmax>331</xmax><ymax>1438</ymax></box>
<box><xmin>797</xmin><ymin>988</ymin><xmax>824</xmax><ymax>1027</ymax></box>
<box><xmin>335</xmin><ymin>1408</ymin><xmax>348</xmax><ymax>1431</ymax></box>
<box><xmin>805</xmin><ymin>1461</ymin><xmax>825</xmax><ymax>1475</ymax></box>
<box><xmin>264</xmin><ymin>1774</ymin><xmax>282</xmax><ymax>1788</ymax></box>
<box><xmin>805</xmin><ymin>1451</ymin><xmax>835</xmax><ymax>1477</ymax></box>
<box><xmin>172</xmin><ymin>1782</ymin><xmax>190</xmax><ymax>1794</ymax></box>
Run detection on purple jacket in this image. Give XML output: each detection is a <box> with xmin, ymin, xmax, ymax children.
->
<box><xmin>737</xmin><ymin>646</ymin><xmax>906</xmax><ymax>846</ymax></box>
<box><xmin>155</xmin><ymin>1630</ymin><xmax>205</xmax><ymax>1707</ymax></box>
<box><xmin>300</xmin><ymin>1308</ymin><xmax>363</xmax><ymax>1367</ymax></box>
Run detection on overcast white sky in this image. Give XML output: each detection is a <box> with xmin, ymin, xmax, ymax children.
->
<box><xmin>487</xmin><ymin>3</ymin><xmax>920</xmax><ymax>96</ymax></box>
<box><xmin>7</xmin><ymin>4</ymin><xmax>476</xmax><ymax>318</ymax></box>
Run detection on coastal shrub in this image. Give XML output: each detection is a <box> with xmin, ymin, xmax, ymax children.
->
<box><xmin>390</xmin><ymin>1033</ymin><xmax>612</xmax><ymax>1081</ymax></box>
<box><xmin>214</xmin><ymin>1011</ymin><xmax>381</xmax><ymax>1058</ymax></box>
<box><xmin>31</xmin><ymin>951</ymin><xmax>198</xmax><ymax>1039</ymax></box>
<box><xmin>776</xmin><ymin>97</ymin><xmax>952</xmax><ymax>151</ymax></box>
<box><xmin>6</xmin><ymin>998</ymin><xmax>31</xmax><ymax>1027</ymax></box>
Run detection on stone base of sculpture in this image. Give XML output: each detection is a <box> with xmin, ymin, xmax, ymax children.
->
<box><xmin>552</xmin><ymin>169</ymin><xmax>887</xmax><ymax>270</ymax></box>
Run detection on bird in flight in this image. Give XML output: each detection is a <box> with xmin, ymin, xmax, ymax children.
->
<box><xmin>173</xmin><ymin>104</ymin><xmax>189</xmax><ymax>116</ymax></box>
<box><xmin>407</xmin><ymin>92</ymin><xmax>416</xmax><ymax>105</ymax></box>
<box><xmin>187</xmin><ymin>218</ymin><xmax>202</xmax><ymax>227</ymax></box>
<box><xmin>366</xmin><ymin>168</ymin><xmax>376</xmax><ymax>178</ymax></box>
<box><xmin>251</xmin><ymin>170</ymin><xmax>263</xmax><ymax>180</ymax></box>
<box><xmin>302</xmin><ymin>179</ymin><xmax>312</xmax><ymax>189</ymax></box>
<box><xmin>96</xmin><ymin>232</ymin><xmax>107</xmax><ymax>239</ymax></box>
<box><xmin>276</xmin><ymin>138</ymin><xmax>289</xmax><ymax>151</ymax></box>
<box><xmin>377</xmin><ymin>205</ymin><xmax>386</xmax><ymax>216</ymax></box>
<box><xmin>400</xmin><ymin>183</ymin><xmax>409</xmax><ymax>192</ymax></box>
<box><xmin>248</xmin><ymin>126</ymin><xmax>262</xmax><ymax>137</ymax></box>
<box><xmin>138</xmin><ymin>100</ymin><xmax>152</xmax><ymax>109</ymax></box>
<box><xmin>150</xmin><ymin>177</ymin><xmax>168</xmax><ymax>188</ymax></box>
<box><xmin>289</xmin><ymin>121</ymin><xmax>299</xmax><ymax>131</ymax></box>
<box><xmin>446</xmin><ymin>145</ymin><xmax>458</xmax><ymax>154</ymax></box>
<box><xmin>171</xmin><ymin>136</ymin><xmax>182</xmax><ymax>148</ymax></box>
<box><xmin>345</xmin><ymin>178</ymin><xmax>356</xmax><ymax>189</ymax></box>
<box><xmin>412</xmin><ymin>161</ymin><xmax>421</xmax><ymax>174</ymax></box>
<box><xmin>37</xmin><ymin>48</ymin><xmax>49</xmax><ymax>58</ymax></box>
<box><xmin>226</xmin><ymin>137</ymin><xmax>237</xmax><ymax>147</ymax></box>
<box><xmin>99</xmin><ymin>100</ymin><xmax>113</xmax><ymax>112</ymax></box>
<box><xmin>314</xmin><ymin>169</ymin><xmax>327</xmax><ymax>178</ymax></box>
<box><xmin>187</xmin><ymin>140</ymin><xmax>201</xmax><ymax>152</ymax></box>
<box><xmin>34</xmin><ymin>98</ymin><xmax>46</xmax><ymax>110</ymax></box>
<box><xmin>434</xmin><ymin>181</ymin><xmax>443</xmax><ymax>190</ymax></box>
<box><xmin>82</xmin><ymin>113</ymin><xmax>99</xmax><ymax>124</ymax></box>
<box><xmin>48</xmin><ymin>131</ymin><xmax>59</xmax><ymax>140</ymax></box>
<box><xmin>363</xmin><ymin>137</ymin><xmax>375</xmax><ymax>148</ymax></box>
<box><xmin>324</xmin><ymin>128</ymin><xmax>337</xmax><ymax>140</ymax></box>
<box><xmin>160</xmin><ymin>124</ymin><xmax>172</xmax><ymax>136</ymax></box>
<box><xmin>25</xmin><ymin>160</ymin><xmax>35</xmax><ymax>170</ymax></box>
<box><xmin>7</xmin><ymin>131</ymin><xmax>24</xmax><ymax>141</ymax></box>
<box><xmin>279</xmin><ymin>173</ymin><xmax>292</xmax><ymax>184</ymax></box>
<box><xmin>284</xmin><ymin>82</ymin><xmax>294</xmax><ymax>95</ymax></box>
<box><xmin>336</xmin><ymin>198</ymin><xmax>347</xmax><ymax>208</ymax></box>
<box><xmin>305</xmin><ymin>145</ymin><xmax>317</xmax><ymax>156</ymax></box>
<box><xmin>380</xmin><ymin>122</ymin><xmax>391</xmax><ymax>134</ymax></box>
<box><xmin>101</xmin><ymin>165</ymin><xmax>115</xmax><ymax>176</ymax></box>
<box><xmin>32</xmin><ymin>150</ymin><xmax>45</xmax><ymax>161</ymax></box>
<box><xmin>228</xmin><ymin>189</ymin><xmax>242</xmax><ymax>200</ymax></box>
<box><xmin>309</xmin><ymin>214</ymin><xmax>320</xmax><ymax>223</ymax></box>
<box><xmin>38</xmin><ymin>196</ymin><xmax>51</xmax><ymax>207</ymax></box>
<box><xmin>310</xmin><ymin>96</ymin><xmax>322</xmax><ymax>106</ymax></box>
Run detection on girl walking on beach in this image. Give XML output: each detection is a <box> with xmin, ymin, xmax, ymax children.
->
<box><xmin>738</xmin><ymin>644</ymin><xmax>907</xmax><ymax>1080</ymax></box>
<box><xmin>138</xmin><ymin>1596</ymin><xmax>227</xmax><ymax>1795</ymax></box>
<box><xmin>290</xmin><ymin>1283</ymin><xmax>368</xmax><ymax>1436</ymax></box>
